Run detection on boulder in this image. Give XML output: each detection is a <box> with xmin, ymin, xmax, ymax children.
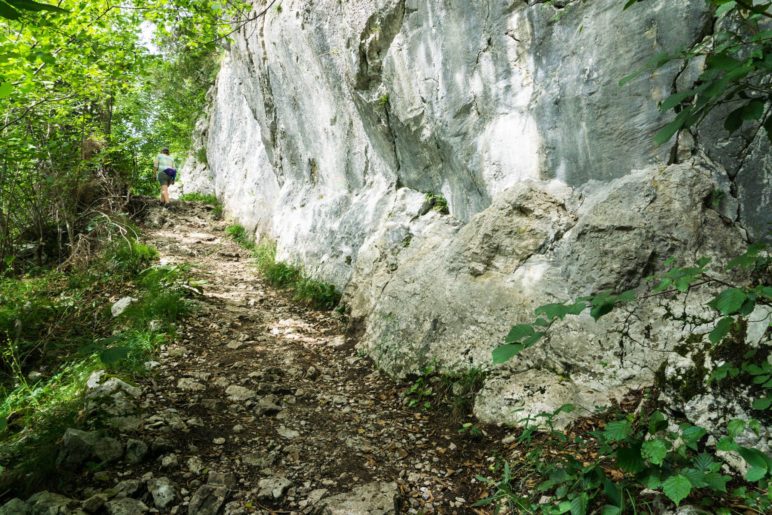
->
<box><xmin>57</xmin><ymin>429</ymin><xmax>123</xmax><ymax>470</ymax></box>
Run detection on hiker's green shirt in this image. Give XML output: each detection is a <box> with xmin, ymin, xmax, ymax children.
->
<box><xmin>154</xmin><ymin>154</ymin><xmax>176</xmax><ymax>172</ymax></box>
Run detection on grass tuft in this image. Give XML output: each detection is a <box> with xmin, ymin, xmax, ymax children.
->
<box><xmin>226</xmin><ymin>225</ymin><xmax>341</xmax><ymax>310</ymax></box>
<box><xmin>180</xmin><ymin>192</ymin><xmax>223</xmax><ymax>218</ymax></box>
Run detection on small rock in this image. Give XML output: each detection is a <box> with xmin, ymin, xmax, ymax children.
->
<box><xmin>82</xmin><ymin>493</ymin><xmax>109</xmax><ymax>513</ymax></box>
<box><xmin>213</xmin><ymin>437</ymin><xmax>226</xmax><ymax>445</ymax></box>
<box><xmin>319</xmin><ymin>482</ymin><xmax>400</xmax><ymax>515</ymax></box>
<box><xmin>277</xmin><ymin>426</ymin><xmax>300</xmax><ymax>439</ymax></box>
<box><xmin>257</xmin><ymin>477</ymin><xmax>292</xmax><ymax>500</ymax></box>
<box><xmin>177</xmin><ymin>378</ymin><xmax>206</xmax><ymax>391</ymax></box>
<box><xmin>161</xmin><ymin>453</ymin><xmax>180</xmax><ymax>469</ymax></box>
<box><xmin>225</xmin><ymin>385</ymin><xmax>256</xmax><ymax>401</ymax></box>
<box><xmin>188</xmin><ymin>485</ymin><xmax>229</xmax><ymax>515</ymax></box>
<box><xmin>207</xmin><ymin>471</ymin><xmax>237</xmax><ymax>488</ymax></box>
<box><xmin>148</xmin><ymin>477</ymin><xmax>177</xmax><ymax>509</ymax></box>
<box><xmin>256</xmin><ymin>395</ymin><xmax>282</xmax><ymax>416</ymax></box>
<box><xmin>187</xmin><ymin>456</ymin><xmax>205</xmax><ymax>475</ymax></box>
<box><xmin>125</xmin><ymin>439</ymin><xmax>148</xmax><ymax>464</ymax></box>
<box><xmin>111</xmin><ymin>297</ymin><xmax>137</xmax><ymax>317</ymax></box>
<box><xmin>305</xmin><ymin>366</ymin><xmax>320</xmax><ymax>380</ymax></box>
<box><xmin>105</xmin><ymin>497</ymin><xmax>148</xmax><ymax>515</ymax></box>
<box><xmin>113</xmin><ymin>479</ymin><xmax>141</xmax><ymax>498</ymax></box>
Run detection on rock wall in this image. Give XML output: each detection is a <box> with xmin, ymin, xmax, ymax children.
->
<box><xmin>182</xmin><ymin>0</ymin><xmax>768</xmax><ymax>426</ymax></box>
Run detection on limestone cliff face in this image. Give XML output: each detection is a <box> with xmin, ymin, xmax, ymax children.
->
<box><xmin>183</xmin><ymin>0</ymin><xmax>768</xmax><ymax>427</ymax></box>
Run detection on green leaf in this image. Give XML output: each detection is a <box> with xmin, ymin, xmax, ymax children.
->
<box><xmin>681</xmin><ymin>425</ymin><xmax>707</xmax><ymax>450</ymax></box>
<box><xmin>703</xmin><ymin>472</ymin><xmax>730</xmax><ymax>492</ymax></box>
<box><xmin>654</xmin><ymin>110</ymin><xmax>690</xmax><ymax>145</ymax></box>
<box><xmin>0</xmin><ymin>1</ymin><xmax>20</xmax><ymax>20</ymax></box>
<box><xmin>590</xmin><ymin>301</ymin><xmax>615</xmax><ymax>321</ymax></box>
<box><xmin>709</xmin><ymin>317</ymin><xmax>733</xmax><ymax>344</ymax></box>
<box><xmin>642</xmin><ymin>439</ymin><xmax>668</xmax><ymax>465</ymax></box>
<box><xmin>738</xmin><ymin>447</ymin><xmax>769</xmax><ymax>481</ymax></box>
<box><xmin>601</xmin><ymin>507</ymin><xmax>621</xmax><ymax>515</ymax></box>
<box><xmin>682</xmin><ymin>468</ymin><xmax>707</xmax><ymax>488</ymax></box>
<box><xmin>751</xmin><ymin>396</ymin><xmax>771</xmax><ymax>411</ymax></box>
<box><xmin>492</xmin><ymin>344</ymin><xmax>523</xmax><ymax>364</ymax></box>
<box><xmin>710</xmin><ymin>288</ymin><xmax>747</xmax><ymax>316</ymax></box>
<box><xmin>660</xmin><ymin>90</ymin><xmax>693</xmax><ymax>111</ymax></box>
<box><xmin>662</xmin><ymin>474</ymin><xmax>692</xmax><ymax>506</ymax></box>
<box><xmin>716</xmin><ymin>436</ymin><xmax>739</xmax><ymax>452</ymax></box>
<box><xmin>570</xmin><ymin>493</ymin><xmax>589</xmax><ymax>515</ymax></box>
<box><xmin>603</xmin><ymin>477</ymin><xmax>621</xmax><ymax>506</ymax></box>
<box><xmin>7</xmin><ymin>0</ymin><xmax>68</xmax><ymax>13</ymax></box>
<box><xmin>724</xmin><ymin>106</ymin><xmax>745</xmax><ymax>132</ymax></box>
<box><xmin>505</xmin><ymin>324</ymin><xmax>535</xmax><ymax>343</ymax></box>
<box><xmin>648</xmin><ymin>410</ymin><xmax>668</xmax><ymax>434</ymax></box>
<box><xmin>535</xmin><ymin>301</ymin><xmax>586</xmax><ymax>321</ymax></box>
<box><xmin>0</xmin><ymin>82</ymin><xmax>12</xmax><ymax>99</ymax></box>
<box><xmin>715</xmin><ymin>1</ymin><xmax>737</xmax><ymax>18</ymax></box>
<box><xmin>616</xmin><ymin>443</ymin><xmax>645</xmax><ymax>473</ymax></box>
<box><xmin>694</xmin><ymin>453</ymin><xmax>717</xmax><ymax>473</ymax></box>
<box><xmin>605</xmin><ymin>420</ymin><xmax>632</xmax><ymax>442</ymax></box>
<box><xmin>727</xmin><ymin>419</ymin><xmax>746</xmax><ymax>438</ymax></box>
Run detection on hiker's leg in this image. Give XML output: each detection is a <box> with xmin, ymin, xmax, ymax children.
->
<box><xmin>161</xmin><ymin>184</ymin><xmax>170</xmax><ymax>204</ymax></box>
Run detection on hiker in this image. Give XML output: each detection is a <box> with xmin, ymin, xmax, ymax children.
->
<box><xmin>154</xmin><ymin>147</ymin><xmax>177</xmax><ymax>205</ymax></box>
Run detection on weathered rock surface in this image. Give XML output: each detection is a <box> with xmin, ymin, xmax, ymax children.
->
<box><xmin>57</xmin><ymin>429</ymin><xmax>123</xmax><ymax>469</ymax></box>
<box><xmin>319</xmin><ymin>481</ymin><xmax>400</xmax><ymax>514</ymax></box>
<box><xmin>180</xmin><ymin>0</ymin><xmax>764</xmax><ymax>427</ymax></box>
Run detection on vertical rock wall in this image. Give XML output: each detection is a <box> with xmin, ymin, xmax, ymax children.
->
<box><xmin>182</xmin><ymin>0</ymin><xmax>766</xmax><ymax>425</ymax></box>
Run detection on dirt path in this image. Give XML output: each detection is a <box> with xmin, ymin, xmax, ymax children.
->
<box><xmin>92</xmin><ymin>200</ymin><xmax>508</xmax><ymax>514</ymax></box>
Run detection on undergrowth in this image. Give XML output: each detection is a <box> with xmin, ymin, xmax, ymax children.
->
<box><xmin>225</xmin><ymin>224</ymin><xmax>341</xmax><ymax>310</ymax></box>
<box><xmin>0</xmin><ymin>235</ymin><xmax>195</xmax><ymax>494</ymax></box>
<box><xmin>478</xmin><ymin>245</ymin><xmax>771</xmax><ymax>513</ymax></box>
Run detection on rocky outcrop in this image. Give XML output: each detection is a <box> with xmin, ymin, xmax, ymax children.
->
<box><xmin>182</xmin><ymin>0</ymin><xmax>766</xmax><ymax>425</ymax></box>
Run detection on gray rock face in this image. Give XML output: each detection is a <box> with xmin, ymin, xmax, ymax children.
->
<box><xmin>182</xmin><ymin>0</ymin><xmax>762</xmax><ymax>425</ymax></box>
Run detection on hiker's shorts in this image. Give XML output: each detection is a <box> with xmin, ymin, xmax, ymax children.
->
<box><xmin>157</xmin><ymin>171</ymin><xmax>173</xmax><ymax>186</ymax></box>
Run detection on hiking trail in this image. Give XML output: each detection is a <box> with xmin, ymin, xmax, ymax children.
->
<box><xmin>55</xmin><ymin>200</ymin><xmax>509</xmax><ymax>514</ymax></box>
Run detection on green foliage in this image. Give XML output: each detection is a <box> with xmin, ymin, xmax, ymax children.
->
<box><xmin>226</xmin><ymin>225</ymin><xmax>341</xmax><ymax>310</ymax></box>
<box><xmin>378</xmin><ymin>94</ymin><xmax>390</xmax><ymax>106</ymax></box>
<box><xmin>403</xmin><ymin>364</ymin><xmax>436</xmax><ymax>410</ymax></box>
<box><xmin>424</xmin><ymin>192</ymin><xmax>450</xmax><ymax>215</ymax></box>
<box><xmin>104</xmin><ymin>239</ymin><xmax>159</xmax><ymax>275</ymax></box>
<box><xmin>0</xmin><ymin>235</ymin><xmax>193</xmax><ymax>493</ymax></box>
<box><xmin>487</xmin><ymin>246</ymin><xmax>771</xmax><ymax>511</ymax></box>
<box><xmin>622</xmin><ymin>0</ymin><xmax>772</xmax><ymax>145</ymax></box>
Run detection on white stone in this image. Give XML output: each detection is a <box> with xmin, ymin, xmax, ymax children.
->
<box><xmin>111</xmin><ymin>297</ymin><xmax>137</xmax><ymax>317</ymax></box>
